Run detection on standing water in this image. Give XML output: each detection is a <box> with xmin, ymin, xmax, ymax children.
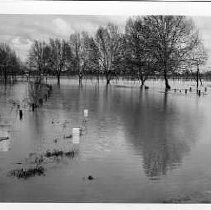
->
<box><xmin>0</xmin><ymin>78</ymin><xmax>211</xmax><ymax>203</ymax></box>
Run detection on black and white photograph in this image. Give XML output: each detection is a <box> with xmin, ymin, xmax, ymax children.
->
<box><xmin>0</xmin><ymin>1</ymin><xmax>211</xmax><ymax>208</ymax></box>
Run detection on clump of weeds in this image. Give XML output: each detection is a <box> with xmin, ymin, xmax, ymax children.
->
<box><xmin>44</xmin><ymin>149</ymin><xmax>77</xmax><ymax>159</ymax></box>
<box><xmin>9</xmin><ymin>166</ymin><xmax>45</xmax><ymax>179</ymax></box>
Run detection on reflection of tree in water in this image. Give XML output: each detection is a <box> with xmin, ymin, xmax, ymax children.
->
<box><xmin>142</xmin><ymin>135</ymin><xmax>190</xmax><ymax>178</ymax></box>
<box><xmin>110</xmin><ymin>89</ymin><xmax>202</xmax><ymax>179</ymax></box>
<box><xmin>27</xmin><ymin>82</ymin><xmax>42</xmax><ymax>106</ymax></box>
<box><xmin>142</xmin><ymin>91</ymin><xmax>190</xmax><ymax>178</ymax></box>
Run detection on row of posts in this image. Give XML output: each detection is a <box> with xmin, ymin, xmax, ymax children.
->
<box><xmin>18</xmin><ymin>84</ymin><xmax>53</xmax><ymax>120</ymax></box>
<box><xmin>173</xmin><ymin>87</ymin><xmax>207</xmax><ymax>96</ymax></box>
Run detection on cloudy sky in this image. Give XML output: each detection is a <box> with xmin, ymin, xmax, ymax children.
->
<box><xmin>0</xmin><ymin>15</ymin><xmax>211</xmax><ymax>70</ymax></box>
<box><xmin>0</xmin><ymin>15</ymin><xmax>128</xmax><ymax>61</ymax></box>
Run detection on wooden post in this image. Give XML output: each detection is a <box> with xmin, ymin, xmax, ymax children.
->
<box><xmin>32</xmin><ymin>103</ymin><xmax>35</xmax><ymax>112</ymax></box>
<box><xmin>19</xmin><ymin>110</ymin><xmax>23</xmax><ymax>120</ymax></box>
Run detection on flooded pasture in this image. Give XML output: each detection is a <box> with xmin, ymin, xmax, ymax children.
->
<box><xmin>0</xmin><ymin>78</ymin><xmax>211</xmax><ymax>202</ymax></box>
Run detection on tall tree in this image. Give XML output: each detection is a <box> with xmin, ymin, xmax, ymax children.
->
<box><xmin>95</xmin><ymin>23</ymin><xmax>122</xmax><ymax>85</ymax></box>
<box><xmin>142</xmin><ymin>16</ymin><xmax>200</xmax><ymax>89</ymax></box>
<box><xmin>69</xmin><ymin>32</ymin><xmax>89</xmax><ymax>83</ymax></box>
<box><xmin>83</xmin><ymin>36</ymin><xmax>100</xmax><ymax>78</ymax></box>
<box><xmin>186</xmin><ymin>42</ymin><xmax>208</xmax><ymax>88</ymax></box>
<box><xmin>124</xmin><ymin>17</ymin><xmax>156</xmax><ymax>86</ymax></box>
<box><xmin>48</xmin><ymin>38</ymin><xmax>72</xmax><ymax>84</ymax></box>
<box><xmin>28</xmin><ymin>40</ymin><xmax>49</xmax><ymax>82</ymax></box>
<box><xmin>0</xmin><ymin>43</ymin><xmax>21</xmax><ymax>83</ymax></box>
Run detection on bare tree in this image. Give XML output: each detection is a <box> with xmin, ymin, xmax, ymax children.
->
<box><xmin>142</xmin><ymin>16</ymin><xmax>200</xmax><ymax>90</ymax></box>
<box><xmin>28</xmin><ymin>40</ymin><xmax>49</xmax><ymax>83</ymax></box>
<box><xmin>0</xmin><ymin>43</ymin><xmax>21</xmax><ymax>83</ymax></box>
<box><xmin>124</xmin><ymin>17</ymin><xmax>156</xmax><ymax>86</ymax></box>
<box><xmin>48</xmin><ymin>38</ymin><xmax>72</xmax><ymax>85</ymax></box>
<box><xmin>83</xmin><ymin>35</ymin><xmax>100</xmax><ymax>80</ymax></box>
<box><xmin>186</xmin><ymin>42</ymin><xmax>208</xmax><ymax>88</ymax></box>
<box><xmin>69</xmin><ymin>32</ymin><xmax>89</xmax><ymax>83</ymax></box>
<box><xmin>95</xmin><ymin>23</ymin><xmax>122</xmax><ymax>85</ymax></box>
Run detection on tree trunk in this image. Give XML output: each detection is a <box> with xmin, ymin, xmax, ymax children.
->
<box><xmin>140</xmin><ymin>73</ymin><xmax>145</xmax><ymax>87</ymax></box>
<box><xmin>78</xmin><ymin>73</ymin><xmax>83</xmax><ymax>86</ymax></box>
<box><xmin>79</xmin><ymin>78</ymin><xmax>82</xmax><ymax>86</ymax></box>
<box><xmin>106</xmin><ymin>71</ymin><xmax>111</xmax><ymax>85</ymax></box>
<box><xmin>78</xmin><ymin>68</ymin><xmax>82</xmax><ymax>86</ymax></box>
<box><xmin>164</xmin><ymin>71</ymin><xmax>171</xmax><ymax>90</ymax></box>
<box><xmin>106</xmin><ymin>72</ymin><xmax>111</xmax><ymax>85</ymax></box>
<box><xmin>4</xmin><ymin>69</ymin><xmax>7</xmax><ymax>84</ymax></box>
<box><xmin>57</xmin><ymin>74</ymin><xmax>60</xmax><ymax>86</ymax></box>
<box><xmin>196</xmin><ymin>63</ymin><xmax>199</xmax><ymax>89</ymax></box>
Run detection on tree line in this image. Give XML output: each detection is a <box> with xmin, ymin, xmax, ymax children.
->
<box><xmin>0</xmin><ymin>43</ymin><xmax>22</xmax><ymax>83</ymax></box>
<box><xmin>0</xmin><ymin>16</ymin><xmax>208</xmax><ymax>89</ymax></box>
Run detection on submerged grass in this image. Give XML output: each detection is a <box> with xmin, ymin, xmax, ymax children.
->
<box><xmin>9</xmin><ymin>145</ymin><xmax>78</xmax><ymax>180</ymax></box>
<box><xmin>44</xmin><ymin>149</ymin><xmax>77</xmax><ymax>159</ymax></box>
<box><xmin>10</xmin><ymin>166</ymin><xmax>45</xmax><ymax>179</ymax></box>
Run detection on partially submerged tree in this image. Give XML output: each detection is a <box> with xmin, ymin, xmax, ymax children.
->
<box><xmin>48</xmin><ymin>38</ymin><xmax>72</xmax><ymax>85</ymax></box>
<box><xmin>186</xmin><ymin>42</ymin><xmax>208</xmax><ymax>88</ymax></box>
<box><xmin>69</xmin><ymin>32</ymin><xmax>88</xmax><ymax>83</ymax></box>
<box><xmin>124</xmin><ymin>17</ymin><xmax>156</xmax><ymax>86</ymax></box>
<box><xmin>143</xmin><ymin>16</ymin><xmax>200</xmax><ymax>90</ymax></box>
<box><xmin>28</xmin><ymin>40</ymin><xmax>49</xmax><ymax>83</ymax></box>
<box><xmin>0</xmin><ymin>43</ymin><xmax>21</xmax><ymax>83</ymax></box>
<box><xmin>95</xmin><ymin>23</ymin><xmax>122</xmax><ymax>85</ymax></box>
<box><xmin>83</xmin><ymin>35</ymin><xmax>100</xmax><ymax>80</ymax></box>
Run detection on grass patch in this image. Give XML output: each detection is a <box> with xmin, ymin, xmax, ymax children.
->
<box><xmin>9</xmin><ymin>148</ymin><xmax>77</xmax><ymax>180</ymax></box>
<box><xmin>44</xmin><ymin>149</ymin><xmax>77</xmax><ymax>159</ymax></box>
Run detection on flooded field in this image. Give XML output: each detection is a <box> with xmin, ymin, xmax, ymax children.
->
<box><xmin>0</xmin><ymin>78</ymin><xmax>211</xmax><ymax>203</ymax></box>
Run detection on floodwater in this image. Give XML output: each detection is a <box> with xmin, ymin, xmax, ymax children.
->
<box><xmin>0</xmin><ymin>78</ymin><xmax>211</xmax><ymax>203</ymax></box>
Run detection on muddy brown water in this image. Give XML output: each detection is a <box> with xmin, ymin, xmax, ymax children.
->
<box><xmin>0</xmin><ymin>78</ymin><xmax>211</xmax><ymax>202</ymax></box>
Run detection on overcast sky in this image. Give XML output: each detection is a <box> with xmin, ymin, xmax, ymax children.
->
<box><xmin>0</xmin><ymin>15</ymin><xmax>210</xmax><ymax>71</ymax></box>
